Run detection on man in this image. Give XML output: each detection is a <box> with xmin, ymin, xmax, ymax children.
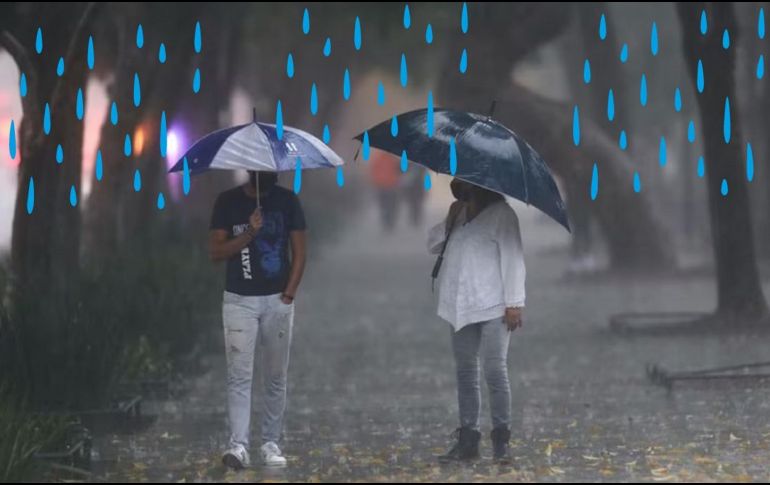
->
<box><xmin>209</xmin><ymin>171</ymin><xmax>307</xmax><ymax>469</ymax></box>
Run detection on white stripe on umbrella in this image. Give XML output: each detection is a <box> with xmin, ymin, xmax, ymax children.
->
<box><xmin>209</xmin><ymin>124</ymin><xmax>277</xmax><ymax>171</ymax></box>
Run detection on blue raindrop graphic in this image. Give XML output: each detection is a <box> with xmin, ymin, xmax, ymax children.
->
<box><xmin>723</xmin><ymin>97</ymin><xmax>731</xmax><ymax>143</ymax></box>
<box><xmin>124</xmin><ymin>133</ymin><xmax>132</xmax><ymax>157</ymax></box>
<box><xmin>607</xmin><ymin>89</ymin><xmax>615</xmax><ymax>121</ymax></box>
<box><xmin>194</xmin><ymin>21</ymin><xmax>202</xmax><ymax>52</ymax></box>
<box><xmin>56</xmin><ymin>57</ymin><xmax>64</xmax><ymax>77</ymax></box>
<box><xmin>76</xmin><ymin>88</ymin><xmax>84</xmax><ymax>120</ymax></box>
<box><xmin>633</xmin><ymin>172</ymin><xmax>641</xmax><ymax>193</ymax></box>
<box><xmin>193</xmin><ymin>68</ymin><xmax>201</xmax><ymax>93</ymax></box>
<box><xmin>110</xmin><ymin>102</ymin><xmax>118</xmax><ymax>125</ymax></box>
<box><xmin>336</xmin><ymin>166</ymin><xmax>345</xmax><ymax>187</ymax></box>
<box><xmin>697</xmin><ymin>60</ymin><xmax>704</xmax><ymax>93</ymax></box>
<box><xmin>9</xmin><ymin>120</ymin><xmax>16</xmax><ymax>159</ymax></box>
<box><xmin>35</xmin><ymin>28</ymin><xmax>43</xmax><ymax>54</ymax></box>
<box><xmin>449</xmin><ymin>137</ymin><xmax>457</xmax><ymax>175</ymax></box>
<box><xmin>343</xmin><ymin>68</ymin><xmax>351</xmax><ymax>100</ymax></box>
<box><xmin>158</xmin><ymin>43</ymin><xmax>167</xmax><ymax>63</ymax></box>
<box><xmin>687</xmin><ymin>120</ymin><xmax>696</xmax><ymax>143</ymax></box>
<box><xmin>157</xmin><ymin>193</ymin><xmax>165</xmax><ymax>210</ymax></box>
<box><xmin>403</xmin><ymin>4</ymin><xmax>411</xmax><ymax>29</ymax></box>
<box><xmin>20</xmin><ymin>73</ymin><xmax>27</xmax><ymax>97</ymax></box>
<box><xmin>760</xmin><ymin>8</ymin><xmax>766</xmax><ymax>39</ymax></box>
<box><xmin>87</xmin><ymin>36</ymin><xmax>94</xmax><ymax>69</ymax></box>
<box><xmin>619</xmin><ymin>130</ymin><xmax>627</xmax><ymax>151</ymax></box>
<box><xmin>95</xmin><ymin>150</ymin><xmax>103</xmax><ymax>181</ymax></box>
<box><xmin>133</xmin><ymin>169</ymin><xmax>142</xmax><ymax>192</ymax></box>
<box><xmin>697</xmin><ymin>156</ymin><xmax>705</xmax><ymax>177</ymax></box>
<box><xmin>722</xmin><ymin>29</ymin><xmax>730</xmax><ymax>49</ymax></box>
<box><xmin>69</xmin><ymin>186</ymin><xmax>77</xmax><ymax>207</ymax></box>
<box><xmin>674</xmin><ymin>87</ymin><xmax>682</xmax><ymax>112</ymax></box>
<box><xmin>377</xmin><ymin>81</ymin><xmax>386</xmax><ymax>105</ymax></box>
<box><xmin>620</xmin><ymin>44</ymin><xmax>628</xmax><ymax>63</ymax></box>
<box><xmin>183</xmin><ymin>157</ymin><xmax>191</xmax><ymax>195</ymax></box>
<box><xmin>572</xmin><ymin>105</ymin><xmax>580</xmax><ymax>146</ymax></box>
<box><xmin>293</xmin><ymin>157</ymin><xmax>302</xmax><ymax>194</ymax></box>
<box><xmin>43</xmin><ymin>103</ymin><xmax>51</xmax><ymax>135</ymax></box>
<box><xmin>136</xmin><ymin>24</ymin><xmax>144</xmax><ymax>48</ymax></box>
<box><xmin>400</xmin><ymin>53</ymin><xmax>408</xmax><ymax>86</ymax></box>
<box><xmin>160</xmin><ymin>111</ymin><xmax>167</xmax><ymax>157</ymax></box>
<box><xmin>659</xmin><ymin>136</ymin><xmax>667</xmax><ymax>166</ymax></box>
<box><xmin>133</xmin><ymin>72</ymin><xmax>141</xmax><ymax>107</ymax></box>
<box><xmin>276</xmin><ymin>100</ymin><xmax>284</xmax><ymax>140</ymax></box>
<box><xmin>640</xmin><ymin>74</ymin><xmax>648</xmax><ymax>106</ymax></box>
<box><xmin>721</xmin><ymin>179</ymin><xmax>728</xmax><ymax>196</ymax></box>
<box><xmin>583</xmin><ymin>59</ymin><xmax>591</xmax><ymax>83</ymax></box>
<box><xmin>425</xmin><ymin>24</ymin><xmax>434</xmax><ymax>44</ymax></box>
<box><xmin>459</xmin><ymin>49</ymin><xmax>468</xmax><ymax>73</ymax></box>
<box><xmin>302</xmin><ymin>8</ymin><xmax>310</xmax><ymax>34</ymax></box>
<box><xmin>390</xmin><ymin>116</ymin><xmax>399</xmax><ymax>137</ymax></box>
<box><xmin>590</xmin><ymin>163</ymin><xmax>599</xmax><ymax>200</ymax></box>
<box><xmin>362</xmin><ymin>131</ymin><xmax>370</xmax><ymax>160</ymax></box>
<box><xmin>322</xmin><ymin>124</ymin><xmax>331</xmax><ymax>144</ymax></box>
<box><xmin>747</xmin><ymin>143</ymin><xmax>755</xmax><ymax>182</ymax></box>
<box><xmin>354</xmin><ymin>17</ymin><xmax>362</xmax><ymax>50</ymax></box>
<box><xmin>427</xmin><ymin>90</ymin><xmax>434</xmax><ymax>137</ymax></box>
<box><xmin>461</xmin><ymin>2</ymin><xmax>469</xmax><ymax>33</ymax></box>
<box><xmin>56</xmin><ymin>144</ymin><xmax>63</xmax><ymax>164</ymax></box>
<box><xmin>323</xmin><ymin>38</ymin><xmax>332</xmax><ymax>57</ymax></box>
<box><xmin>650</xmin><ymin>22</ymin><xmax>659</xmax><ymax>55</ymax></box>
<box><xmin>599</xmin><ymin>14</ymin><xmax>607</xmax><ymax>40</ymax></box>
<box><xmin>700</xmin><ymin>10</ymin><xmax>708</xmax><ymax>35</ymax></box>
<box><xmin>26</xmin><ymin>177</ymin><xmax>34</xmax><ymax>214</ymax></box>
<box><xmin>757</xmin><ymin>55</ymin><xmax>765</xmax><ymax>79</ymax></box>
<box><xmin>424</xmin><ymin>172</ymin><xmax>432</xmax><ymax>191</ymax></box>
<box><xmin>401</xmin><ymin>150</ymin><xmax>408</xmax><ymax>172</ymax></box>
<box><xmin>286</xmin><ymin>53</ymin><xmax>295</xmax><ymax>78</ymax></box>
<box><xmin>310</xmin><ymin>83</ymin><xmax>318</xmax><ymax>115</ymax></box>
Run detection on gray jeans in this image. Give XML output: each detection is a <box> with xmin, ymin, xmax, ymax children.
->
<box><xmin>223</xmin><ymin>291</ymin><xmax>294</xmax><ymax>447</ymax></box>
<box><xmin>451</xmin><ymin>318</ymin><xmax>512</xmax><ymax>431</ymax></box>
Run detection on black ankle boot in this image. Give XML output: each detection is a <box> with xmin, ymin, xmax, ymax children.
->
<box><xmin>438</xmin><ymin>427</ymin><xmax>481</xmax><ymax>463</ymax></box>
<box><xmin>491</xmin><ymin>427</ymin><xmax>511</xmax><ymax>463</ymax></box>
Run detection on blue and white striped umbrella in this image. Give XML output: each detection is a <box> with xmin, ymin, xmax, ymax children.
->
<box><xmin>168</xmin><ymin>120</ymin><xmax>344</xmax><ymax>176</ymax></box>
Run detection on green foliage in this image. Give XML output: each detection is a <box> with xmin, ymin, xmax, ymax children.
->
<box><xmin>0</xmin><ymin>228</ymin><xmax>222</xmax><ymax>411</ymax></box>
<box><xmin>0</xmin><ymin>389</ymin><xmax>70</xmax><ymax>482</ymax></box>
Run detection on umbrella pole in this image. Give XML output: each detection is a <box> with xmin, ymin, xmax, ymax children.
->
<box><xmin>255</xmin><ymin>172</ymin><xmax>261</xmax><ymax>210</ymax></box>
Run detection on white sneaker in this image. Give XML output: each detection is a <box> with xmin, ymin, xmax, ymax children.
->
<box><xmin>260</xmin><ymin>442</ymin><xmax>287</xmax><ymax>468</ymax></box>
<box><xmin>222</xmin><ymin>444</ymin><xmax>250</xmax><ymax>470</ymax></box>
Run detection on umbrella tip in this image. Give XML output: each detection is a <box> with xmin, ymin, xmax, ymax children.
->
<box><xmin>252</xmin><ymin>107</ymin><xmax>257</xmax><ymax>123</ymax></box>
<box><xmin>487</xmin><ymin>100</ymin><xmax>497</xmax><ymax>120</ymax></box>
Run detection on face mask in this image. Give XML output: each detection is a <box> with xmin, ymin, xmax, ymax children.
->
<box><xmin>450</xmin><ymin>179</ymin><xmax>471</xmax><ymax>201</ymax></box>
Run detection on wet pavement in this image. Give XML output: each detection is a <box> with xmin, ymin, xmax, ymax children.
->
<box><xmin>90</xmin><ymin>201</ymin><xmax>770</xmax><ymax>482</ymax></box>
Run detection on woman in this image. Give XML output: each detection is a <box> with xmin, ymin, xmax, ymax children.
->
<box><xmin>428</xmin><ymin>178</ymin><xmax>526</xmax><ymax>464</ymax></box>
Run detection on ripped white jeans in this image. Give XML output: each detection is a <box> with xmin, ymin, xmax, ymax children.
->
<box><xmin>222</xmin><ymin>291</ymin><xmax>294</xmax><ymax>447</ymax></box>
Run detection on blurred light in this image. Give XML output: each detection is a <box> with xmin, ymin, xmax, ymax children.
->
<box><xmin>165</xmin><ymin>127</ymin><xmax>184</xmax><ymax>202</ymax></box>
<box><xmin>133</xmin><ymin>126</ymin><xmax>145</xmax><ymax>156</ymax></box>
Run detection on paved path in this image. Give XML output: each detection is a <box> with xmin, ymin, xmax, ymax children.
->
<box><xmin>93</xmin><ymin>202</ymin><xmax>770</xmax><ymax>482</ymax></box>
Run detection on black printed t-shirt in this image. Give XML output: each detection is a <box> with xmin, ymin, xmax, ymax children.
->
<box><xmin>210</xmin><ymin>185</ymin><xmax>306</xmax><ymax>296</ymax></box>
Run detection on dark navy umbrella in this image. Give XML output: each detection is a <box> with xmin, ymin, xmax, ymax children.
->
<box><xmin>354</xmin><ymin>108</ymin><xmax>570</xmax><ymax>231</ymax></box>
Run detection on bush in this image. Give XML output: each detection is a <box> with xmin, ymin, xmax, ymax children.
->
<box><xmin>0</xmin><ymin>389</ymin><xmax>69</xmax><ymax>482</ymax></box>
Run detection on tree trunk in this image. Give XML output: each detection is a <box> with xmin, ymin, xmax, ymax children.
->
<box><xmin>436</xmin><ymin>3</ymin><xmax>675</xmax><ymax>271</ymax></box>
<box><xmin>677</xmin><ymin>2</ymin><xmax>768</xmax><ymax>323</ymax></box>
<box><xmin>2</xmin><ymin>3</ymin><xmax>98</xmax><ymax>294</ymax></box>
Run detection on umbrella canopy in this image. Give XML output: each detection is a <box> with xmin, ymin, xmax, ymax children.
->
<box><xmin>355</xmin><ymin>108</ymin><xmax>570</xmax><ymax>231</ymax></box>
<box><xmin>168</xmin><ymin>121</ymin><xmax>344</xmax><ymax>176</ymax></box>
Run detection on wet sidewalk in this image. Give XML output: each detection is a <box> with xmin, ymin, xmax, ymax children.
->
<box><xmin>93</xmin><ymin>203</ymin><xmax>770</xmax><ymax>482</ymax></box>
